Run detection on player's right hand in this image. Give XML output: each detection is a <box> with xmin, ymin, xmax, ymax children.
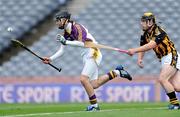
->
<box><xmin>56</xmin><ymin>34</ymin><xmax>66</xmax><ymax>45</ymax></box>
<box><xmin>127</xmin><ymin>49</ymin><xmax>136</xmax><ymax>56</ymax></box>
<box><xmin>42</xmin><ymin>57</ymin><xmax>51</xmax><ymax>64</ymax></box>
<box><xmin>137</xmin><ymin>59</ymin><xmax>144</xmax><ymax>68</ymax></box>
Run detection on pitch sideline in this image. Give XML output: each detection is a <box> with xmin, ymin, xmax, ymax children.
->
<box><xmin>0</xmin><ymin>107</ymin><xmax>166</xmax><ymax>117</ymax></box>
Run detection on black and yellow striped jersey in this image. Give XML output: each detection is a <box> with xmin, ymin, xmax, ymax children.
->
<box><xmin>140</xmin><ymin>24</ymin><xmax>177</xmax><ymax>59</ymax></box>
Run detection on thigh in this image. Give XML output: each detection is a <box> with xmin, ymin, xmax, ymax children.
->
<box><xmin>159</xmin><ymin>64</ymin><xmax>177</xmax><ymax>80</ymax></box>
<box><xmin>169</xmin><ymin>70</ymin><xmax>180</xmax><ymax>87</ymax></box>
<box><xmin>160</xmin><ymin>53</ymin><xmax>178</xmax><ymax>80</ymax></box>
<box><xmin>169</xmin><ymin>52</ymin><xmax>180</xmax><ymax>83</ymax></box>
<box><xmin>176</xmin><ymin>52</ymin><xmax>180</xmax><ymax>70</ymax></box>
<box><xmin>81</xmin><ymin>58</ymin><xmax>98</xmax><ymax>81</ymax></box>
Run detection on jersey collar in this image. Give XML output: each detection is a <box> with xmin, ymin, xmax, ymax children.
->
<box><xmin>65</xmin><ymin>22</ymin><xmax>72</xmax><ymax>34</ymax></box>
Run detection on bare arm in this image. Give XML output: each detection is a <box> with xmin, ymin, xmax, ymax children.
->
<box><xmin>137</xmin><ymin>52</ymin><xmax>145</xmax><ymax>68</ymax></box>
<box><xmin>138</xmin><ymin>52</ymin><xmax>145</xmax><ymax>60</ymax></box>
<box><xmin>134</xmin><ymin>40</ymin><xmax>157</xmax><ymax>53</ymax></box>
<box><xmin>128</xmin><ymin>40</ymin><xmax>157</xmax><ymax>56</ymax></box>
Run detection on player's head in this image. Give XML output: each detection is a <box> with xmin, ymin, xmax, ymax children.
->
<box><xmin>140</xmin><ymin>12</ymin><xmax>156</xmax><ymax>31</ymax></box>
<box><xmin>54</xmin><ymin>11</ymin><xmax>71</xmax><ymax>29</ymax></box>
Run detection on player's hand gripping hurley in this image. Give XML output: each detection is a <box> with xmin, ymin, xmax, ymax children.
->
<box><xmin>11</xmin><ymin>39</ymin><xmax>61</xmax><ymax>72</ymax></box>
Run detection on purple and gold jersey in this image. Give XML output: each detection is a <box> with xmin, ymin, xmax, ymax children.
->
<box><xmin>63</xmin><ymin>21</ymin><xmax>102</xmax><ymax>65</ymax></box>
<box><xmin>63</xmin><ymin>21</ymin><xmax>92</xmax><ymax>42</ymax></box>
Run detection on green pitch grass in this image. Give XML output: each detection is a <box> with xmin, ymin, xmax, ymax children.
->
<box><xmin>0</xmin><ymin>102</ymin><xmax>180</xmax><ymax>117</ymax></box>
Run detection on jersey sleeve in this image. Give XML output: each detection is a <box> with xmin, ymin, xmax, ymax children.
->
<box><xmin>63</xmin><ymin>31</ymin><xmax>69</xmax><ymax>40</ymax></box>
<box><xmin>153</xmin><ymin>27</ymin><xmax>167</xmax><ymax>45</ymax></box>
<box><xmin>74</xmin><ymin>24</ymin><xmax>87</xmax><ymax>42</ymax></box>
<box><xmin>140</xmin><ymin>35</ymin><xmax>147</xmax><ymax>46</ymax></box>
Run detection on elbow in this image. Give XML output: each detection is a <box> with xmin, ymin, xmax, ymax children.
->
<box><xmin>149</xmin><ymin>45</ymin><xmax>157</xmax><ymax>50</ymax></box>
<box><xmin>152</xmin><ymin>44</ymin><xmax>157</xmax><ymax>49</ymax></box>
<box><xmin>146</xmin><ymin>43</ymin><xmax>157</xmax><ymax>50</ymax></box>
<box><xmin>150</xmin><ymin>41</ymin><xmax>157</xmax><ymax>49</ymax></box>
<box><xmin>147</xmin><ymin>46</ymin><xmax>153</xmax><ymax>50</ymax></box>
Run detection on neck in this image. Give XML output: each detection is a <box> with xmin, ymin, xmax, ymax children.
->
<box><xmin>65</xmin><ymin>22</ymin><xmax>72</xmax><ymax>33</ymax></box>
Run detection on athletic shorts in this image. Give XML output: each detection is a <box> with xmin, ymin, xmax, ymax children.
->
<box><xmin>161</xmin><ymin>52</ymin><xmax>180</xmax><ymax>70</ymax></box>
<box><xmin>80</xmin><ymin>46</ymin><xmax>102</xmax><ymax>80</ymax></box>
<box><xmin>81</xmin><ymin>58</ymin><xmax>99</xmax><ymax>81</ymax></box>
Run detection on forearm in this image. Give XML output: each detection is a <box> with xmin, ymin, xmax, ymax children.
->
<box><xmin>138</xmin><ymin>52</ymin><xmax>145</xmax><ymax>60</ymax></box>
<box><xmin>135</xmin><ymin>45</ymin><xmax>151</xmax><ymax>52</ymax></box>
<box><xmin>50</xmin><ymin>45</ymin><xmax>64</xmax><ymax>61</ymax></box>
<box><xmin>135</xmin><ymin>41</ymin><xmax>157</xmax><ymax>53</ymax></box>
<box><xmin>66</xmin><ymin>40</ymin><xmax>84</xmax><ymax>47</ymax></box>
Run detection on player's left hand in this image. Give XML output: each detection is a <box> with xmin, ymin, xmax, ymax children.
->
<box><xmin>127</xmin><ymin>49</ymin><xmax>136</xmax><ymax>56</ymax></box>
<box><xmin>56</xmin><ymin>34</ymin><xmax>66</xmax><ymax>45</ymax></box>
<box><xmin>137</xmin><ymin>59</ymin><xmax>144</xmax><ymax>68</ymax></box>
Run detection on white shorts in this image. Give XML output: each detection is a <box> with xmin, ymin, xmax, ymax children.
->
<box><xmin>80</xmin><ymin>41</ymin><xmax>102</xmax><ymax>81</ymax></box>
<box><xmin>161</xmin><ymin>52</ymin><xmax>180</xmax><ymax>70</ymax></box>
<box><xmin>81</xmin><ymin>58</ymin><xmax>99</xmax><ymax>81</ymax></box>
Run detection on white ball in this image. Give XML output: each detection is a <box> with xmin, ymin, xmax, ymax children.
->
<box><xmin>7</xmin><ymin>27</ymin><xmax>13</xmax><ymax>32</ymax></box>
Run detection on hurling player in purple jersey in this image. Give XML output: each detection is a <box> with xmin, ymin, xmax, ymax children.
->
<box><xmin>43</xmin><ymin>11</ymin><xmax>132</xmax><ymax>111</ymax></box>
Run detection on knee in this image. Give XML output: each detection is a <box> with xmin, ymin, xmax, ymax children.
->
<box><xmin>92</xmin><ymin>84</ymin><xmax>99</xmax><ymax>89</ymax></box>
<box><xmin>173</xmin><ymin>84</ymin><xmax>180</xmax><ymax>92</ymax></box>
<box><xmin>91</xmin><ymin>80</ymin><xmax>100</xmax><ymax>89</ymax></box>
<box><xmin>174</xmin><ymin>87</ymin><xmax>180</xmax><ymax>92</ymax></box>
<box><xmin>158</xmin><ymin>76</ymin><xmax>168</xmax><ymax>84</ymax></box>
<box><xmin>80</xmin><ymin>75</ymin><xmax>88</xmax><ymax>85</ymax></box>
